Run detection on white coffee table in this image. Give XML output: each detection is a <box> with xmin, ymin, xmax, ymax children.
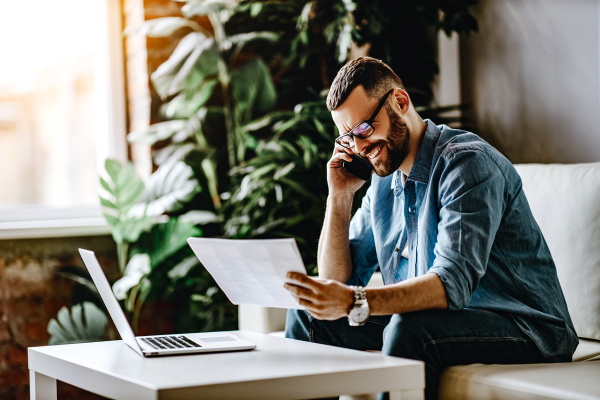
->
<box><xmin>29</xmin><ymin>330</ymin><xmax>424</xmax><ymax>400</ymax></box>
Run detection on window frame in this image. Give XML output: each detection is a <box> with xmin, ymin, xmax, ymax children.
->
<box><xmin>0</xmin><ymin>0</ymin><xmax>127</xmax><ymax>240</ymax></box>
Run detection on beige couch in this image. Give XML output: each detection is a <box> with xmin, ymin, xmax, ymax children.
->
<box><xmin>239</xmin><ymin>162</ymin><xmax>600</xmax><ymax>399</ymax></box>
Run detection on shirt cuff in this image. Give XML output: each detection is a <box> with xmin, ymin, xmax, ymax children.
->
<box><xmin>428</xmin><ymin>258</ymin><xmax>473</xmax><ymax>311</ymax></box>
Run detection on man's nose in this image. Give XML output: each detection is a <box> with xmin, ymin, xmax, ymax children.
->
<box><xmin>353</xmin><ymin>135</ymin><xmax>370</xmax><ymax>155</ymax></box>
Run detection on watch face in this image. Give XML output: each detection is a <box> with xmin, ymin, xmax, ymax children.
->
<box><xmin>351</xmin><ymin>306</ymin><xmax>369</xmax><ymax>323</ymax></box>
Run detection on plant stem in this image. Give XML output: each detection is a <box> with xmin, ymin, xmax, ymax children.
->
<box><xmin>208</xmin><ymin>12</ymin><xmax>237</xmax><ymax>170</ymax></box>
<box><xmin>132</xmin><ymin>296</ymin><xmax>143</xmax><ymax>334</ymax></box>
<box><xmin>117</xmin><ymin>241</ymin><xmax>129</xmax><ymax>273</ymax></box>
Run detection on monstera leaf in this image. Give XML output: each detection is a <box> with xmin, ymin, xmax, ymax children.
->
<box><xmin>47</xmin><ymin>302</ymin><xmax>108</xmax><ymax>345</ymax></box>
<box><xmin>100</xmin><ymin>159</ymin><xmax>152</xmax><ymax>244</ymax></box>
<box><xmin>123</xmin><ymin>17</ymin><xmax>203</xmax><ymax>37</ymax></box>
<box><xmin>136</xmin><ymin>218</ymin><xmax>202</xmax><ymax>269</ymax></box>
<box><xmin>128</xmin><ymin>160</ymin><xmax>201</xmax><ymax>218</ymax></box>
<box><xmin>181</xmin><ymin>0</ymin><xmax>237</xmax><ymax>18</ymax></box>
<box><xmin>112</xmin><ymin>253</ymin><xmax>152</xmax><ymax>301</ymax></box>
<box><xmin>127</xmin><ymin>120</ymin><xmax>188</xmax><ymax>145</ymax></box>
<box><xmin>151</xmin><ymin>32</ymin><xmax>218</xmax><ymax>99</ymax></box>
<box><xmin>162</xmin><ymin>79</ymin><xmax>218</xmax><ymax>119</ymax></box>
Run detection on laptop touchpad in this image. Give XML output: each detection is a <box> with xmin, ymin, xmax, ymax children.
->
<box><xmin>201</xmin><ymin>337</ymin><xmax>237</xmax><ymax>343</ymax></box>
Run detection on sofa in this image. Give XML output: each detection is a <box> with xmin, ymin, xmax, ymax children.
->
<box><xmin>238</xmin><ymin>162</ymin><xmax>600</xmax><ymax>399</ymax></box>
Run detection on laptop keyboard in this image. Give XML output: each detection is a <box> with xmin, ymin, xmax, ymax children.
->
<box><xmin>141</xmin><ymin>336</ymin><xmax>201</xmax><ymax>350</ymax></box>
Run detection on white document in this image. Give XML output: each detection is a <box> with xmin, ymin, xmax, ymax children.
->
<box><xmin>187</xmin><ymin>237</ymin><xmax>307</xmax><ymax>309</ymax></box>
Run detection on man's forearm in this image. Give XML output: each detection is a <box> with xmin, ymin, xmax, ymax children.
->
<box><xmin>317</xmin><ymin>193</ymin><xmax>355</xmax><ymax>282</ymax></box>
<box><xmin>367</xmin><ymin>273</ymin><xmax>449</xmax><ymax>315</ymax></box>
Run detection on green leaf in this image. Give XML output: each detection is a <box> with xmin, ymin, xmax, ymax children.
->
<box><xmin>273</xmin><ymin>162</ymin><xmax>295</xmax><ymax>180</ymax></box>
<box><xmin>129</xmin><ymin>160</ymin><xmax>201</xmax><ymax>218</ymax></box>
<box><xmin>99</xmin><ymin>197</ymin><xmax>117</xmax><ymax>210</ymax></box>
<box><xmin>250</xmin><ymin>3</ymin><xmax>262</xmax><ymax>16</ymax></box>
<box><xmin>100</xmin><ymin>159</ymin><xmax>149</xmax><ymax>244</ymax></box>
<box><xmin>167</xmin><ymin>255</ymin><xmax>199</xmax><ymax>280</ymax></box>
<box><xmin>163</xmin><ymin>80</ymin><xmax>217</xmax><ymax>119</ymax></box>
<box><xmin>201</xmin><ymin>158</ymin><xmax>221</xmax><ymax>209</ymax></box>
<box><xmin>123</xmin><ymin>17</ymin><xmax>202</xmax><ymax>37</ymax></box>
<box><xmin>102</xmin><ymin>212</ymin><xmax>120</xmax><ymax>225</ymax></box>
<box><xmin>231</xmin><ymin>58</ymin><xmax>277</xmax><ymax>120</ymax></box>
<box><xmin>112</xmin><ymin>253</ymin><xmax>151</xmax><ymax>300</ymax></box>
<box><xmin>104</xmin><ymin>159</ymin><xmax>123</xmax><ymax>183</ymax></box>
<box><xmin>55</xmin><ymin>268</ymin><xmax>101</xmax><ymax>300</ymax></box>
<box><xmin>242</xmin><ymin>111</ymin><xmax>294</xmax><ymax>133</ymax></box>
<box><xmin>179</xmin><ymin>210</ymin><xmax>222</xmax><ymax>225</ymax></box>
<box><xmin>151</xmin><ymin>32</ymin><xmax>218</xmax><ymax>99</ymax></box>
<box><xmin>47</xmin><ymin>302</ymin><xmax>108</xmax><ymax>345</ymax></box>
<box><xmin>127</xmin><ymin>120</ymin><xmax>187</xmax><ymax>145</ymax></box>
<box><xmin>182</xmin><ymin>0</ymin><xmax>237</xmax><ymax>17</ymax></box>
<box><xmin>99</xmin><ymin>177</ymin><xmax>113</xmax><ymax>195</ymax></box>
<box><xmin>229</xmin><ymin>31</ymin><xmax>279</xmax><ymax>45</ymax></box>
<box><xmin>154</xmin><ymin>143</ymin><xmax>199</xmax><ymax>166</ymax></box>
<box><xmin>135</xmin><ymin>218</ymin><xmax>201</xmax><ymax>269</ymax></box>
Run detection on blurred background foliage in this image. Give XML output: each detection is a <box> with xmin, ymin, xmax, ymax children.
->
<box><xmin>49</xmin><ymin>0</ymin><xmax>478</xmax><ymax>344</ymax></box>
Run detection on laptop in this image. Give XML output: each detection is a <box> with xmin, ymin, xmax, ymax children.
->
<box><xmin>79</xmin><ymin>249</ymin><xmax>256</xmax><ymax>357</ymax></box>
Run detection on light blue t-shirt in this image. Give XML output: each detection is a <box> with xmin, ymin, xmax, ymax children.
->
<box><xmin>347</xmin><ymin>119</ymin><xmax>578</xmax><ymax>361</ymax></box>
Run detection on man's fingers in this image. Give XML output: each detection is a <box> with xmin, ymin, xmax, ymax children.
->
<box><xmin>284</xmin><ymin>283</ymin><xmax>314</xmax><ymax>300</ymax></box>
<box><xmin>333</xmin><ymin>143</ymin><xmax>353</xmax><ymax>154</ymax></box>
<box><xmin>286</xmin><ymin>272</ymin><xmax>322</xmax><ymax>290</ymax></box>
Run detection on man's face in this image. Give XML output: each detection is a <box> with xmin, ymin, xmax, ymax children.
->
<box><xmin>332</xmin><ymin>86</ymin><xmax>411</xmax><ymax>177</ymax></box>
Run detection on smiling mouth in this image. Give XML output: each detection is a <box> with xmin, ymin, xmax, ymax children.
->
<box><xmin>367</xmin><ymin>144</ymin><xmax>384</xmax><ymax>160</ymax></box>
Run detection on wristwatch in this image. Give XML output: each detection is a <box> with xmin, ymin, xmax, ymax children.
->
<box><xmin>347</xmin><ymin>286</ymin><xmax>370</xmax><ymax>326</ymax></box>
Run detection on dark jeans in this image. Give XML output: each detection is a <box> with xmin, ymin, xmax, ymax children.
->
<box><xmin>285</xmin><ymin>308</ymin><xmax>549</xmax><ymax>400</ymax></box>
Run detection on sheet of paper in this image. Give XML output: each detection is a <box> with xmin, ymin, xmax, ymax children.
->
<box><xmin>187</xmin><ymin>237</ymin><xmax>307</xmax><ymax>309</ymax></box>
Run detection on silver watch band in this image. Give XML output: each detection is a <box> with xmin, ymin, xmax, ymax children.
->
<box><xmin>348</xmin><ymin>286</ymin><xmax>369</xmax><ymax>326</ymax></box>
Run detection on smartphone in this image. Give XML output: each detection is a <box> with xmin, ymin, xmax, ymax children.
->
<box><xmin>342</xmin><ymin>153</ymin><xmax>373</xmax><ymax>181</ymax></box>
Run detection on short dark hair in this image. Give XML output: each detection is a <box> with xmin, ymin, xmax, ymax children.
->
<box><xmin>326</xmin><ymin>57</ymin><xmax>406</xmax><ymax>111</ymax></box>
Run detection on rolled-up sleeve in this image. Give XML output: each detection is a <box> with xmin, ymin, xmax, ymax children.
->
<box><xmin>428</xmin><ymin>149</ymin><xmax>506</xmax><ymax>310</ymax></box>
<box><xmin>347</xmin><ymin>187</ymin><xmax>379</xmax><ymax>287</ymax></box>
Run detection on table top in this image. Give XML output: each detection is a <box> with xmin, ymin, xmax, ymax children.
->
<box><xmin>29</xmin><ymin>330</ymin><xmax>424</xmax><ymax>399</ymax></box>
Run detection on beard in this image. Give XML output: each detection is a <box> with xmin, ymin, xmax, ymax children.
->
<box><xmin>360</xmin><ymin>107</ymin><xmax>410</xmax><ymax>177</ymax></box>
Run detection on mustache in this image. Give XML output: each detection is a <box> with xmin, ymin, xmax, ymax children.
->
<box><xmin>360</xmin><ymin>140</ymin><xmax>386</xmax><ymax>159</ymax></box>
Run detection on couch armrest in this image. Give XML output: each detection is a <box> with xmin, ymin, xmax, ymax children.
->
<box><xmin>238</xmin><ymin>272</ymin><xmax>384</xmax><ymax>333</ymax></box>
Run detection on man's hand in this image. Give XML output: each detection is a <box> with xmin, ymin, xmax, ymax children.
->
<box><xmin>284</xmin><ymin>272</ymin><xmax>354</xmax><ymax>320</ymax></box>
<box><xmin>327</xmin><ymin>144</ymin><xmax>367</xmax><ymax>196</ymax></box>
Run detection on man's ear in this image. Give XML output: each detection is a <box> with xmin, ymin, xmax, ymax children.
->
<box><xmin>392</xmin><ymin>88</ymin><xmax>411</xmax><ymax>115</ymax></box>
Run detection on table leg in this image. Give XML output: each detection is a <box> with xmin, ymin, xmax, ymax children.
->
<box><xmin>389</xmin><ymin>389</ymin><xmax>424</xmax><ymax>400</ymax></box>
<box><xmin>30</xmin><ymin>370</ymin><xmax>57</xmax><ymax>400</ymax></box>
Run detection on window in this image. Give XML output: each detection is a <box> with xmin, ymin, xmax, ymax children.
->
<box><xmin>0</xmin><ymin>0</ymin><xmax>126</xmax><ymax>239</ymax></box>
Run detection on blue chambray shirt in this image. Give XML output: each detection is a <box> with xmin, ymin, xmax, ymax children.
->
<box><xmin>347</xmin><ymin>119</ymin><xmax>578</xmax><ymax>361</ymax></box>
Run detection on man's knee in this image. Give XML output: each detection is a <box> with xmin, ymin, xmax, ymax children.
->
<box><xmin>285</xmin><ymin>309</ymin><xmax>312</xmax><ymax>342</ymax></box>
<box><xmin>382</xmin><ymin>312</ymin><xmax>432</xmax><ymax>359</ymax></box>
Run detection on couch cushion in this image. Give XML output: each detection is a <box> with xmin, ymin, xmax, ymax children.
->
<box><xmin>573</xmin><ymin>338</ymin><xmax>600</xmax><ymax>362</ymax></box>
<box><xmin>438</xmin><ymin>360</ymin><xmax>600</xmax><ymax>400</ymax></box>
<box><xmin>514</xmin><ymin>163</ymin><xmax>600</xmax><ymax>341</ymax></box>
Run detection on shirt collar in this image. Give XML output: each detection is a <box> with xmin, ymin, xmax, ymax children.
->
<box><xmin>391</xmin><ymin>119</ymin><xmax>440</xmax><ymax>196</ymax></box>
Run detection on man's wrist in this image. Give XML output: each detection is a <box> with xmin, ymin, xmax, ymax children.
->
<box><xmin>345</xmin><ymin>286</ymin><xmax>354</xmax><ymax>316</ymax></box>
<box><xmin>328</xmin><ymin>192</ymin><xmax>354</xmax><ymax>209</ymax></box>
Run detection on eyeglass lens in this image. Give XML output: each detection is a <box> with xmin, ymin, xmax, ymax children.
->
<box><xmin>338</xmin><ymin>122</ymin><xmax>374</xmax><ymax>147</ymax></box>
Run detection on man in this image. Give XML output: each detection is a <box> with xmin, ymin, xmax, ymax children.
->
<box><xmin>283</xmin><ymin>57</ymin><xmax>577</xmax><ymax>399</ymax></box>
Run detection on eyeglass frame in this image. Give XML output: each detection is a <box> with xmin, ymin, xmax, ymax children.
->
<box><xmin>334</xmin><ymin>88</ymin><xmax>395</xmax><ymax>149</ymax></box>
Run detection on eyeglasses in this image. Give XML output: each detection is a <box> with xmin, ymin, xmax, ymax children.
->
<box><xmin>335</xmin><ymin>89</ymin><xmax>394</xmax><ymax>149</ymax></box>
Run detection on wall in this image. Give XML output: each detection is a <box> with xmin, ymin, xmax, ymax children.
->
<box><xmin>0</xmin><ymin>236</ymin><xmax>117</xmax><ymax>399</ymax></box>
<box><xmin>460</xmin><ymin>0</ymin><xmax>600</xmax><ymax>163</ymax></box>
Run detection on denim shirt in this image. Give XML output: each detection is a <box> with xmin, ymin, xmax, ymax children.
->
<box><xmin>347</xmin><ymin>120</ymin><xmax>578</xmax><ymax>361</ymax></box>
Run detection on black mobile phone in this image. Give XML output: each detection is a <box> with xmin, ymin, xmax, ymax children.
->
<box><xmin>342</xmin><ymin>153</ymin><xmax>373</xmax><ymax>181</ymax></box>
